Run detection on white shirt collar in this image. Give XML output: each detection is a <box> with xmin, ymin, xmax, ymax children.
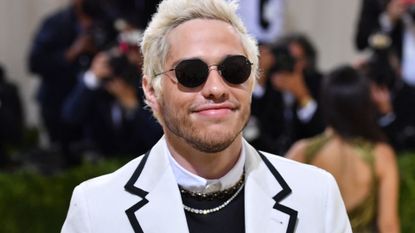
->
<box><xmin>165</xmin><ymin>140</ymin><xmax>246</xmax><ymax>194</ymax></box>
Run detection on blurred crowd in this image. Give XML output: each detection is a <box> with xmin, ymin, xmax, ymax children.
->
<box><xmin>0</xmin><ymin>0</ymin><xmax>413</xmax><ymax>231</ymax></box>
<box><xmin>0</xmin><ymin>0</ymin><xmax>413</xmax><ymax>162</ymax></box>
<box><xmin>1</xmin><ymin>0</ymin><xmax>164</xmax><ymax>171</ymax></box>
<box><xmin>0</xmin><ymin>0</ymin><xmax>413</xmax><ymax>167</ymax></box>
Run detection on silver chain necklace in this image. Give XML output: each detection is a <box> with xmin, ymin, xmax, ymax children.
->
<box><xmin>182</xmin><ymin>183</ymin><xmax>244</xmax><ymax>215</ymax></box>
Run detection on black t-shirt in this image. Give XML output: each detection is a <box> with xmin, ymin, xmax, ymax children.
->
<box><xmin>181</xmin><ymin>187</ymin><xmax>245</xmax><ymax>233</ymax></box>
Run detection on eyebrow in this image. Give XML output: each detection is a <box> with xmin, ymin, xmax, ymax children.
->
<box><xmin>170</xmin><ymin>54</ymin><xmax>245</xmax><ymax>67</ymax></box>
<box><xmin>170</xmin><ymin>56</ymin><xmax>200</xmax><ymax>68</ymax></box>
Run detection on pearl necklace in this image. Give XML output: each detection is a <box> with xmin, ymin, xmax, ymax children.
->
<box><xmin>182</xmin><ymin>182</ymin><xmax>244</xmax><ymax>215</ymax></box>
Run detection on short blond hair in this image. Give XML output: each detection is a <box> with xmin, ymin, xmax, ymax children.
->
<box><xmin>141</xmin><ymin>0</ymin><xmax>259</xmax><ymax>116</ymax></box>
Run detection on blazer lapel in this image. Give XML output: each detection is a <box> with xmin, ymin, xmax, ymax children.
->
<box><xmin>124</xmin><ymin>137</ymin><xmax>189</xmax><ymax>233</ymax></box>
<box><xmin>244</xmin><ymin>142</ymin><xmax>298</xmax><ymax>233</ymax></box>
<box><xmin>123</xmin><ymin>138</ymin><xmax>298</xmax><ymax>233</ymax></box>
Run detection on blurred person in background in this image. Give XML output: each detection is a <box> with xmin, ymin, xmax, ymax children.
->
<box><xmin>287</xmin><ymin>66</ymin><xmax>400</xmax><ymax>233</ymax></box>
<box><xmin>0</xmin><ymin>64</ymin><xmax>24</xmax><ymax>168</ymax></box>
<box><xmin>104</xmin><ymin>0</ymin><xmax>146</xmax><ymax>29</ymax></box>
<box><xmin>244</xmin><ymin>42</ymin><xmax>285</xmax><ymax>154</ymax></box>
<box><xmin>250</xmin><ymin>33</ymin><xmax>324</xmax><ymax>155</ymax></box>
<box><xmin>355</xmin><ymin>0</ymin><xmax>415</xmax><ymax>86</ymax></box>
<box><xmin>28</xmin><ymin>0</ymin><xmax>116</xmax><ymax>164</ymax></box>
<box><xmin>62</xmin><ymin>28</ymin><xmax>162</xmax><ymax>158</ymax></box>
<box><xmin>358</xmin><ymin>34</ymin><xmax>415</xmax><ymax>152</ymax></box>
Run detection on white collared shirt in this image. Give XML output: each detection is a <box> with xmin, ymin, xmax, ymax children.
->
<box><xmin>283</xmin><ymin>92</ymin><xmax>317</xmax><ymax>123</ymax></box>
<box><xmin>166</xmin><ymin>141</ymin><xmax>246</xmax><ymax>194</ymax></box>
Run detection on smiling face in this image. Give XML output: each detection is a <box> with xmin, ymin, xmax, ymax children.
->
<box><xmin>145</xmin><ymin>19</ymin><xmax>254</xmax><ymax>153</ymax></box>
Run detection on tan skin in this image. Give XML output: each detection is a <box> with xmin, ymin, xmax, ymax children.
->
<box><xmin>143</xmin><ymin>19</ymin><xmax>254</xmax><ymax>179</ymax></box>
<box><xmin>287</xmin><ymin>130</ymin><xmax>400</xmax><ymax>233</ymax></box>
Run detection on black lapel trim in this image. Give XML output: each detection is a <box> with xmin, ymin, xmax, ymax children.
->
<box><xmin>258</xmin><ymin>151</ymin><xmax>298</xmax><ymax>233</ymax></box>
<box><xmin>124</xmin><ymin>151</ymin><xmax>151</xmax><ymax>233</ymax></box>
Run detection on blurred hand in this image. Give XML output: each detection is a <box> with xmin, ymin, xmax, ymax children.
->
<box><xmin>270</xmin><ymin>68</ymin><xmax>312</xmax><ymax>106</ymax></box>
<box><xmin>105</xmin><ymin>79</ymin><xmax>139</xmax><ymax>110</ymax></box>
<box><xmin>65</xmin><ymin>34</ymin><xmax>96</xmax><ymax>62</ymax></box>
<box><xmin>90</xmin><ymin>52</ymin><xmax>112</xmax><ymax>79</ymax></box>
<box><xmin>387</xmin><ymin>0</ymin><xmax>407</xmax><ymax>23</ymax></box>
<box><xmin>371</xmin><ymin>83</ymin><xmax>393</xmax><ymax>114</ymax></box>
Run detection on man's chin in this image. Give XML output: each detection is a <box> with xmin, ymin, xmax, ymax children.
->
<box><xmin>187</xmin><ymin>133</ymin><xmax>241</xmax><ymax>153</ymax></box>
<box><xmin>189</xmin><ymin>140</ymin><xmax>232</xmax><ymax>153</ymax></box>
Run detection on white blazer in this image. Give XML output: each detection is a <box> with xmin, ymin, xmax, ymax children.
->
<box><xmin>62</xmin><ymin>137</ymin><xmax>352</xmax><ymax>233</ymax></box>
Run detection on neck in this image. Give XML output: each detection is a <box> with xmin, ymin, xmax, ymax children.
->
<box><xmin>165</xmin><ymin>134</ymin><xmax>243</xmax><ymax>179</ymax></box>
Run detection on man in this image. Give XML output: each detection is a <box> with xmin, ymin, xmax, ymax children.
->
<box><xmin>247</xmin><ymin>34</ymin><xmax>325</xmax><ymax>155</ymax></box>
<box><xmin>355</xmin><ymin>0</ymin><xmax>415</xmax><ymax>86</ymax></box>
<box><xmin>62</xmin><ymin>51</ymin><xmax>162</xmax><ymax>157</ymax></box>
<box><xmin>269</xmin><ymin>34</ymin><xmax>325</xmax><ymax>153</ymax></box>
<box><xmin>0</xmin><ymin>64</ymin><xmax>23</xmax><ymax>167</ymax></box>
<box><xmin>28</xmin><ymin>0</ymin><xmax>112</xmax><ymax>165</ymax></box>
<box><xmin>62</xmin><ymin>0</ymin><xmax>352</xmax><ymax>232</ymax></box>
<box><xmin>362</xmin><ymin>42</ymin><xmax>415</xmax><ymax>152</ymax></box>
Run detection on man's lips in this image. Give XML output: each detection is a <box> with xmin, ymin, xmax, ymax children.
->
<box><xmin>192</xmin><ymin>103</ymin><xmax>236</xmax><ymax>117</ymax></box>
<box><xmin>193</xmin><ymin>103</ymin><xmax>235</xmax><ymax>112</ymax></box>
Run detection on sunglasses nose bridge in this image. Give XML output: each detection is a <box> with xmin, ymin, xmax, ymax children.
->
<box><xmin>208</xmin><ymin>65</ymin><xmax>222</xmax><ymax>76</ymax></box>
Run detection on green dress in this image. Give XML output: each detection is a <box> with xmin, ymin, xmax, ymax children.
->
<box><xmin>304</xmin><ymin>134</ymin><xmax>378</xmax><ymax>233</ymax></box>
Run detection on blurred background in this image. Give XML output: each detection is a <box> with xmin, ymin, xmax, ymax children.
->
<box><xmin>0</xmin><ymin>0</ymin><xmax>360</xmax><ymax>130</ymax></box>
<box><xmin>0</xmin><ymin>0</ymin><xmax>415</xmax><ymax>232</ymax></box>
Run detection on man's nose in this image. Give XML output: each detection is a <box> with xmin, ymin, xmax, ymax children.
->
<box><xmin>201</xmin><ymin>67</ymin><xmax>229</xmax><ymax>100</ymax></box>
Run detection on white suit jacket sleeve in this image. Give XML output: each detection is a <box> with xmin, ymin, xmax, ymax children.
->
<box><xmin>61</xmin><ymin>185</ymin><xmax>91</xmax><ymax>233</ymax></box>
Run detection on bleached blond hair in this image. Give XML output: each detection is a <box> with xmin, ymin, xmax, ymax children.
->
<box><xmin>140</xmin><ymin>0</ymin><xmax>259</xmax><ymax>121</ymax></box>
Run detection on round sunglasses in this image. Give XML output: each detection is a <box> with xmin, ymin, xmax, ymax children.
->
<box><xmin>154</xmin><ymin>55</ymin><xmax>253</xmax><ymax>88</ymax></box>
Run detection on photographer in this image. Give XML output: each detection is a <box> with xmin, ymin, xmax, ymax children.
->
<box><xmin>62</xmin><ymin>49</ymin><xmax>162</xmax><ymax>159</ymax></box>
<box><xmin>360</xmin><ymin>35</ymin><xmax>415</xmax><ymax>152</ymax></box>
<box><xmin>28</xmin><ymin>0</ymin><xmax>117</xmax><ymax>162</ymax></box>
<box><xmin>0</xmin><ymin>65</ymin><xmax>23</xmax><ymax>167</ymax></box>
<box><xmin>355</xmin><ymin>0</ymin><xmax>415</xmax><ymax>86</ymax></box>
<box><xmin>244</xmin><ymin>42</ymin><xmax>281</xmax><ymax>154</ymax></box>
<box><xmin>246</xmin><ymin>34</ymin><xmax>324</xmax><ymax>155</ymax></box>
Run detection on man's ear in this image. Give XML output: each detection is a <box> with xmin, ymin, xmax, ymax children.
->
<box><xmin>142</xmin><ymin>75</ymin><xmax>159</xmax><ymax>113</ymax></box>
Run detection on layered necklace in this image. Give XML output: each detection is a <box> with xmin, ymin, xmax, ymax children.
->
<box><xmin>179</xmin><ymin>171</ymin><xmax>245</xmax><ymax>215</ymax></box>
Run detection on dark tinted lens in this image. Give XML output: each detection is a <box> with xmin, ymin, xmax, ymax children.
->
<box><xmin>219</xmin><ymin>55</ymin><xmax>252</xmax><ymax>84</ymax></box>
<box><xmin>175</xmin><ymin>59</ymin><xmax>209</xmax><ymax>88</ymax></box>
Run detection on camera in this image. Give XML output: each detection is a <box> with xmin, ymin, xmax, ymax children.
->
<box><xmin>101</xmin><ymin>51</ymin><xmax>138</xmax><ymax>87</ymax></box>
<box><xmin>364</xmin><ymin>33</ymin><xmax>398</xmax><ymax>89</ymax></box>
<box><xmin>269</xmin><ymin>44</ymin><xmax>296</xmax><ymax>73</ymax></box>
